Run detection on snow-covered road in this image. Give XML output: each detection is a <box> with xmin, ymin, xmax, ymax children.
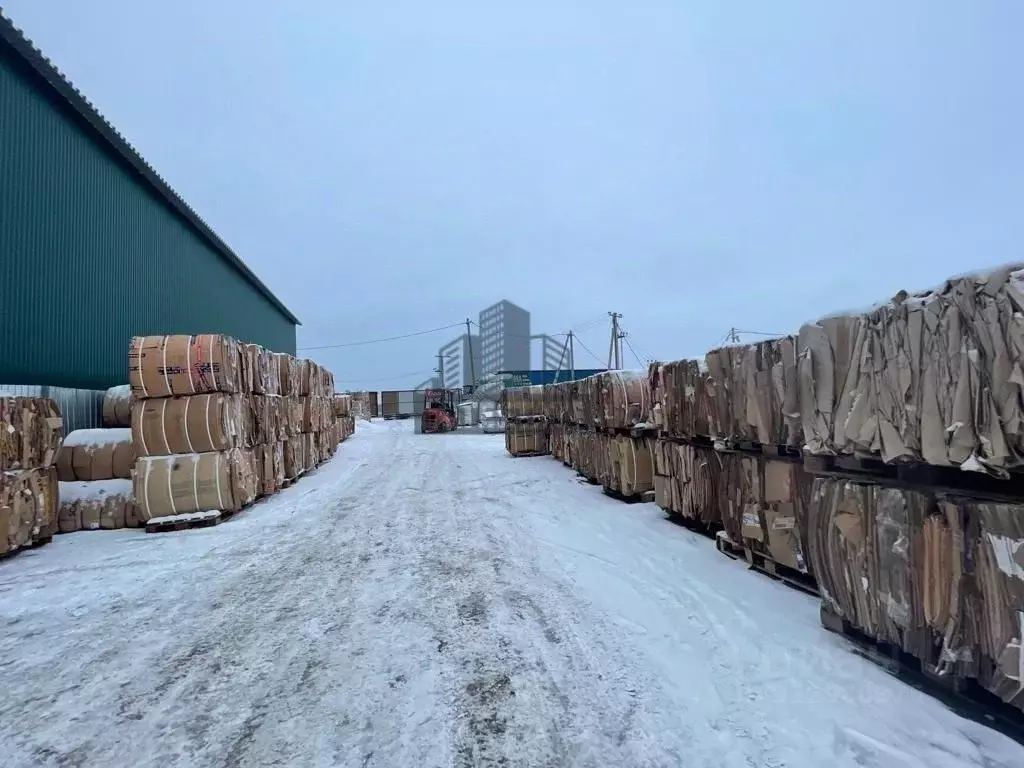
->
<box><xmin>2</xmin><ymin>420</ymin><xmax>1022</xmax><ymax>767</ymax></box>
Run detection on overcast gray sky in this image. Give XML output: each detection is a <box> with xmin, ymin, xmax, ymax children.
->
<box><xmin>6</xmin><ymin>1</ymin><xmax>1022</xmax><ymax>389</ymax></box>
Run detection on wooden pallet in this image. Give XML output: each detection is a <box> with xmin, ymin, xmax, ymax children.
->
<box><xmin>820</xmin><ymin>606</ymin><xmax>1024</xmax><ymax>746</ymax></box>
<box><xmin>602</xmin><ymin>487</ymin><xmax>655</xmax><ymax>504</ymax></box>
<box><xmin>508</xmin><ymin>451</ymin><xmax>550</xmax><ymax>458</ymax></box>
<box><xmin>742</xmin><ymin>546</ymin><xmax>819</xmax><ymax>596</ymax></box>
<box><xmin>145</xmin><ymin>510</ymin><xmax>222</xmax><ymax>534</ymax></box>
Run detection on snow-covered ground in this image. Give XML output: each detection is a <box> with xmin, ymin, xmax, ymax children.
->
<box><xmin>2</xmin><ymin>420</ymin><xmax>1022</xmax><ymax>768</ymax></box>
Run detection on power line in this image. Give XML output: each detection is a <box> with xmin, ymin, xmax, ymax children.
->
<box><xmin>623</xmin><ymin>335</ymin><xmax>647</xmax><ymax>368</ymax></box>
<box><xmin>298</xmin><ymin>322</ymin><xmax>465</xmax><ymax>351</ymax></box>
<box><xmin>572</xmin><ymin>336</ymin><xmax>605</xmax><ymax>367</ymax></box>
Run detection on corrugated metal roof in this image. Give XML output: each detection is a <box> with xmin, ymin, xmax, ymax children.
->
<box><xmin>0</xmin><ymin>9</ymin><xmax>300</xmax><ymax>326</ymax></box>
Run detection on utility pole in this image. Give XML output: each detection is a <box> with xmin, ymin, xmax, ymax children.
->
<box><xmin>435</xmin><ymin>352</ymin><xmax>444</xmax><ymax>388</ymax></box>
<box><xmin>727</xmin><ymin>327</ymin><xmax>741</xmax><ymax>344</ymax></box>
<box><xmin>465</xmin><ymin>317</ymin><xmax>476</xmax><ymax>388</ymax></box>
<box><xmin>568</xmin><ymin>331</ymin><xmax>575</xmax><ymax>380</ymax></box>
<box><xmin>608</xmin><ymin>312</ymin><xmax>623</xmax><ymax>369</ymax></box>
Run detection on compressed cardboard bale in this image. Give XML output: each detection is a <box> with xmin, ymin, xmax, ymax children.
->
<box><xmin>505</xmin><ymin>420</ymin><xmax>549</xmax><ymax>456</ymax></box>
<box><xmin>248</xmin><ymin>394</ymin><xmax>283</xmax><ymax>445</ymax></box>
<box><xmin>129</xmin><ymin>334</ymin><xmax>244</xmax><ymax>398</ymax></box>
<box><xmin>333</xmin><ymin>394</ymin><xmax>352</xmax><ymax>418</ymax></box>
<box><xmin>132</xmin><ymin>449</ymin><xmax>257</xmax><ymax>521</ymax></box>
<box><xmin>648</xmin><ymin>360</ymin><xmax>713</xmax><ymax>439</ymax></box>
<box><xmin>1</xmin><ymin>467</ymin><xmax>59</xmax><ymax>553</ymax></box>
<box><xmin>243</xmin><ymin>344</ymin><xmax>281</xmax><ymax>396</ymax></box>
<box><xmin>592</xmin><ymin>371</ymin><xmax>652</xmax><ymax>431</ymax></box>
<box><xmin>283</xmin><ymin>439</ymin><xmax>303</xmax><ymax>479</ymax></box>
<box><xmin>101</xmin><ymin>385</ymin><xmax>133</xmax><ymax>427</ymax></box>
<box><xmin>807</xmin><ymin>478</ymin><xmax>939</xmax><ymax>663</ymax></box>
<box><xmin>274</xmin><ymin>354</ymin><xmax>299</xmax><ymax>397</ymax></box>
<box><xmin>296</xmin><ymin>359</ymin><xmax>326</xmax><ymax>397</ymax></box>
<box><xmin>502</xmin><ymin>386</ymin><xmax>546</xmax><ymax>420</ymax></box>
<box><xmin>254</xmin><ymin>443</ymin><xmax>284</xmax><ymax>497</ymax></box>
<box><xmin>798</xmin><ymin>265</ymin><xmax>1024</xmax><ymax>472</ymax></box>
<box><xmin>705</xmin><ymin>337</ymin><xmax>801</xmax><ymax>447</ymax></box>
<box><xmin>611</xmin><ymin>435</ymin><xmax>654</xmax><ymax>495</ymax></box>
<box><xmin>0</xmin><ymin>396</ymin><xmax>64</xmax><ymax>471</ymax></box>
<box><xmin>301</xmin><ymin>396</ymin><xmax>331</xmax><ymax>433</ymax></box>
<box><xmin>132</xmin><ymin>394</ymin><xmax>249</xmax><ymax>456</ymax></box>
<box><xmin>760</xmin><ymin>460</ymin><xmax>813</xmax><ymax>574</ymax></box>
<box><xmin>652</xmin><ymin>441</ymin><xmax>728</xmax><ymax>526</ymax></box>
<box><xmin>57</xmin><ymin>428</ymin><xmax>134</xmax><ymax>481</ymax></box>
<box><xmin>59</xmin><ymin>479</ymin><xmax>134</xmax><ymax>531</ymax></box>
<box><xmin>968</xmin><ymin>500</ymin><xmax>1024</xmax><ymax>709</ymax></box>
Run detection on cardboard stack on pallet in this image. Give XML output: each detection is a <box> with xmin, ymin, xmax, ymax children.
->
<box><xmin>809</xmin><ymin>476</ymin><xmax>1024</xmax><ymax>712</ymax></box>
<box><xmin>129</xmin><ymin>335</ymin><xmax>258</xmax><ymax>524</ymax></box>
<box><xmin>503</xmin><ymin>385</ymin><xmax>548</xmax><ymax>457</ymax></box>
<box><xmin>128</xmin><ymin>335</ymin><xmax>337</xmax><ymax>526</ymax></box>
<box><xmin>0</xmin><ymin>396</ymin><xmax>63</xmax><ymax>555</ymax></box>
<box><xmin>333</xmin><ymin>394</ymin><xmax>355</xmax><ymax>444</ymax></box>
<box><xmin>56</xmin><ymin>428</ymin><xmax>138</xmax><ymax>531</ymax></box>
<box><xmin>649</xmin><ymin>348</ymin><xmax>816</xmax><ymax>577</ymax></box>
<box><xmin>539</xmin><ymin>372</ymin><xmax>656</xmax><ymax>500</ymax></box>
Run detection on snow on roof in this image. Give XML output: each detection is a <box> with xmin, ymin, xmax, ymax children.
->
<box><xmin>59</xmin><ymin>478</ymin><xmax>132</xmax><ymax>502</ymax></box>
<box><xmin>63</xmin><ymin>428</ymin><xmax>132</xmax><ymax>448</ymax></box>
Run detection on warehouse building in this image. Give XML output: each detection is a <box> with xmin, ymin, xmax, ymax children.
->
<box><xmin>0</xmin><ymin>12</ymin><xmax>298</xmax><ymax>414</ymax></box>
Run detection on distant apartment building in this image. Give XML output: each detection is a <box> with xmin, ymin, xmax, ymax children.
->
<box><xmin>478</xmin><ymin>300</ymin><xmax>530</xmax><ymax>377</ymax></box>
<box><xmin>437</xmin><ymin>333</ymin><xmax>481</xmax><ymax>389</ymax></box>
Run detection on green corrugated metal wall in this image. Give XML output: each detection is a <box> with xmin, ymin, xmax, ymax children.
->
<box><xmin>0</xmin><ymin>45</ymin><xmax>297</xmax><ymax>390</ymax></box>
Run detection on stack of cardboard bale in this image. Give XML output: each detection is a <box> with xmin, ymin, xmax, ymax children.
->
<box><xmin>129</xmin><ymin>334</ymin><xmax>258</xmax><ymax>523</ymax></box>
<box><xmin>0</xmin><ymin>396</ymin><xmax>63</xmax><ymax>555</ymax></box>
<box><xmin>797</xmin><ymin>266</ymin><xmax>1024</xmax><ymax>714</ymax></box>
<box><xmin>333</xmin><ymin>394</ymin><xmax>355</xmax><ymax>444</ymax></box>
<box><xmin>542</xmin><ymin>372</ymin><xmax>655</xmax><ymax>498</ymax></box>
<box><xmin>648</xmin><ymin>347</ymin><xmax>815</xmax><ymax>576</ymax></box>
<box><xmin>503</xmin><ymin>385</ymin><xmax>548</xmax><ymax>456</ymax></box>
<box><xmin>56</xmin><ymin>428</ymin><xmax>138</xmax><ymax>531</ymax></box>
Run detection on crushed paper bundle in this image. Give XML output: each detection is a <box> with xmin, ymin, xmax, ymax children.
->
<box><xmin>648</xmin><ymin>360</ymin><xmax>713</xmax><ymax>440</ymax></box>
<box><xmin>705</xmin><ymin>338</ymin><xmax>802</xmax><ymax>447</ymax></box>
<box><xmin>652</xmin><ymin>441</ymin><xmax>734</xmax><ymax>528</ymax></box>
<box><xmin>131</xmin><ymin>394</ymin><xmax>249</xmax><ymax>456</ymax></box>
<box><xmin>302</xmin><ymin>397</ymin><xmax>332</xmax><ymax>433</ymax></box>
<box><xmin>1</xmin><ymin>468</ymin><xmax>59</xmax><ymax>552</ymax></box>
<box><xmin>276</xmin><ymin>354</ymin><xmax>300</xmax><ymax>397</ymax></box>
<box><xmin>502</xmin><ymin>386</ymin><xmax>546</xmax><ymax>420</ymax></box>
<box><xmin>0</xmin><ymin>396</ymin><xmax>64</xmax><ymax>471</ymax></box>
<box><xmin>129</xmin><ymin>335</ymin><xmax>244</xmax><ymax>398</ymax></box>
<box><xmin>798</xmin><ymin>264</ymin><xmax>1024</xmax><ymax>473</ymax></box>
<box><xmin>732</xmin><ymin>456</ymin><xmax>813</xmax><ymax>574</ymax></box>
<box><xmin>133</xmin><ymin>449</ymin><xmax>258</xmax><ymax>521</ymax></box>
<box><xmin>249</xmin><ymin>394</ymin><xmax>283</xmax><ymax>445</ymax></box>
<box><xmin>57</xmin><ymin>428</ymin><xmax>134</xmax><ymax>481</ymax></box>
<box><xmin>58</xmin><ymin>479</ymin><xmax>137</xmax><ymax>532</ymax></box>
<box><xmin>505</xmin><ymin>420</ymin><xmax>548</xmax><ymax>456</ymax></box>
<box><xmin>333</xmin><ymin>394</ymin><xmax>352</xmax><ymax>418</ymax></box>
<box><xmin>242</xmin><ymin>344</ymin><xmax>281</xmax><ymax>396</ymax></box>
<box><xmin>587</xmin><ymin>370</ymin><xmax>652</xmax><ymax>431</ymax></box>
<box><xmin>101</xmin><ymin>385</ymin><xmax>132</xmax><ymax>427</ymax></box>
<box><xmin>254</xmin><ymin>443</ymin><xmax>284</xmax><ymax>497</ymax></box>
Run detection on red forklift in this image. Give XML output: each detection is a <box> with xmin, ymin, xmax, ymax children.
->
<box><xmin>421</xmin><ymin>389</ymin><xmax>458</xmax><ymax>433</ymax></box>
